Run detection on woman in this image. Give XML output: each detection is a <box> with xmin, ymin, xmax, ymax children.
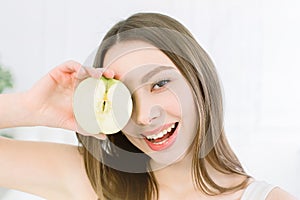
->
<box><xmin>0</xmin><ymin>13</ymin><xmax>296</xmax><ymax>200</ymax></box>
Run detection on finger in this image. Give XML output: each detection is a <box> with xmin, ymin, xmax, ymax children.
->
<box><xmin>75</xmin><ymin>66</ymin><xmax>94</xmax><ymax>81</ymax></box>
<box><xmin>89</xmin><ymin>68</ymin><xmax>105</xmax><ymax>79</ymax></box>
<box><xmin>59</xmin><ymin>60</ymin><xmax>82</xmax><ymax>73</ymax></box>
<box><xmin>91</xmin><ymin>133</ymin><xmax>108</xmax><ymax>140</ymax></box>
<box><xmin>74</xmin><ymin>123</ymin><xmax>95</xmax><ymax>136</ymax></box>
<box><xmin>49</xmin><ymin>60</ymin><xmax>81</xmax><ymax>82</ymax></box>
<box><xmin>87</xmin><ymin>68</ymin><xmax>115</xmax><ymax>79</ymax></box>
<box><xmin>74</xmin><ymin>66</ymin><xmax>117</xmax><ymax>90</ymax></box>
<box><xmin>74</xmin><ymin>122</ymin><xmax>108</xmax><ymax>140</ymax></box>
<box><xmin>102</xmin><ymin>68</ymin><xmax>115</xmax><ymax>79</ymax></box>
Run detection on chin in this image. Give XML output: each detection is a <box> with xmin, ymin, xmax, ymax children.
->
<box><xmin>147</xmin><ymin>142</ymin><xmax>192</xmax><ymax>170</ymax></box>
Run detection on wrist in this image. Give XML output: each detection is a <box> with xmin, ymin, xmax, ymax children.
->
<box><xmin>0</xmin><ymin>92</ymin><xmax>36</xmax><ymax>128</ymax></box>
<box><xmin>21</xmin><ymin>91</ymin><xmax>40</xmax><ymax>127</ymax></box>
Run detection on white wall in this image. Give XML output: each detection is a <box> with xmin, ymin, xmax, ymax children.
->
<box><xmin>0</xmin><ymin>0</ymin><xmax>299</xmax><ymax>199</ymax></box>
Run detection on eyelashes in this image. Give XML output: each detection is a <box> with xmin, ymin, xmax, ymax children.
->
<box><xmin>151</xmin><ymin>79</ymin><xmax>170</xmax><ymax>91</ymax></box>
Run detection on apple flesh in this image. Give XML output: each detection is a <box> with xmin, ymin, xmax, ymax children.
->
<box><xmin>73</xmin><ymin>77</ymin><xmax>132</xmax><ymax>135</ymax></box>
<box><xmin>94</xmin><ymin>77</ymin><xmax>133</xmax><ymax>134</ymax></box>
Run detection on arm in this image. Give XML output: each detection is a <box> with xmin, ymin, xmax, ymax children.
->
<box><xmin>0</xmin><ymin>137</ymin><xmax>82</xmax><ymax>199</ymax></box>
<box><xmin>0</xmin><ymin>61</ymin><xmax>112</xmax><ymax>198</ymax></box>
<box><xmin>0</xmin><ymin>92</ymin><xmax>32</xmax><ymax>128</ymax></box>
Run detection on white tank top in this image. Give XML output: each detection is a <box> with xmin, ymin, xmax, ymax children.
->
<box><xmin>241</xmin><ymin>181</ymin><xmax>276</xmax><ymax>200</ymax></box>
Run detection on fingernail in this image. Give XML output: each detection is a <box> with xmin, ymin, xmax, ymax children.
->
<box><xmin>93</xmin><ymin>69</ymin><xmax>104</xmax><ymax>78</ymax></box>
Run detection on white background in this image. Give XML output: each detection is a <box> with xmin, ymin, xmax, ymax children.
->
<box><xmin>0</xmin><ymin>0</ymin><xmax>299</xmax><ymax>199</ymax></box>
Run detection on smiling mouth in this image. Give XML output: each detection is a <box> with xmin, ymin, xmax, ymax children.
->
<box><xmin>144</xmin><ymin>122</ymin><xmax>179</xmax><ymax>144</ymax></box>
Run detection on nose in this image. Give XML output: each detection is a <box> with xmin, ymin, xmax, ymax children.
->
<box><xmin>132</xmin><ymin>91</ymin><xmax>161</xmax><ymax>126</ymax></box>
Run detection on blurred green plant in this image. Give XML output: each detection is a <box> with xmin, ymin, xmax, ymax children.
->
<box><xmin>0</xmin><ymin>62</ymin><xmax>14</xmax><ymax>138</ymax></box>
<box><xmin>0</xmin><ymin>63</ymin><xmax>13</xmax><ymax>93</ymax></box>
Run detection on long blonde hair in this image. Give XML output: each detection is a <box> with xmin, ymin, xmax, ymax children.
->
<box><xmin>76</xmin><ymin>12</ymin><xmax>250</xmax><ymax>200</ymax></box>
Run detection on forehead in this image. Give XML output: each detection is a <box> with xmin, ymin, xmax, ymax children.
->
<box><xmin>103</xmin><ymin>40</ymin><xmax>177</xmax><ymax>79</ymax></box>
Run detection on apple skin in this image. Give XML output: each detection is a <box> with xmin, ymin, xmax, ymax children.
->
<box><xmin>73</xmin><ymin>77</ymin><xmax>132</xmax><ymax>135</ymax></box>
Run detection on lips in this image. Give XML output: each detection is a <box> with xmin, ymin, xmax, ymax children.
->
<box><xmin>143</xmin><ymin>122</ymin><xmax>179</xmax><ymax>151</ymax></box>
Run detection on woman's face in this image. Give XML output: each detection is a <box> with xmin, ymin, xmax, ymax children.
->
<box><xmin>103</xmin><ymin>40</ymin><xmax>198</xmax><ymax>166</ymax></box>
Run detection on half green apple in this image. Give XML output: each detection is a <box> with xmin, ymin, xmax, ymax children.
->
<box><xmin>73</xmin><ymin>77</ymin><xmax>133</xmax><ymax>135</ymax></box>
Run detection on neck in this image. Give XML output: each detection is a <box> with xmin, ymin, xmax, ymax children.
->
<box><xmin>150</xmin><ymin>150</ymin><xmax>196</xmax><ymax>191</ymax></box>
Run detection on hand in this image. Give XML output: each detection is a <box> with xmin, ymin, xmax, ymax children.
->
<box><xmin>24</xmin><ymin>60</ymin><xmax>114</xmax><ymax>139</ymax></box>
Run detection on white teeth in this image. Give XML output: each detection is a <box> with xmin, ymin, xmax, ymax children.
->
<box><xmin>145</xmin><ymin>123</ymin><xmax>176</xmax><ymax>140</ymax></box>
<box><xmin>154</xmin><ymin>140</ymin><xmax>165</xmax><ymax>145</ymax></box>
<box><xmin>157</xmin><ymin>132</ymin><xmax>164</xmax><ymax>138</ymax></box>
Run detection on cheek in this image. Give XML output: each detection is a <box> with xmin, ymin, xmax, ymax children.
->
<box><xmin>171</xmin><ymin>82</ymin><xmax>198</xmax><ymax>137</ymax></box>
<box><xmin>164</xmin><ymin>84</ymin><xmax>195</xmax><ymax>120</ymax></box>
<box><xmin>162</xmin><ymin>93</ymin><xmax>182</xmax><ymax>117</ymax></box>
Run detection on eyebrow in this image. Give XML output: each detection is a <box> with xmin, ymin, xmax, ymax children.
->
<box><xmin>141</xmin><ymin>66</ymin><xmax>174</xmax><ymax>83</ymax></box>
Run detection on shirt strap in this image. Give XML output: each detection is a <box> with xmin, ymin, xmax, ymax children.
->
<box><xmin>241</xmin><ymin>181</ymin><xmax>276</xmax><ymax>200</ymax></box>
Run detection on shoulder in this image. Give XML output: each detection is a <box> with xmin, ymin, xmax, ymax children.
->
<box><xmin>241</xmin><ymin>179</ymin><xmax>298</xmax><ymax>200</ymax></box>
<box><xmin>266</xmin><ymin>187</ymin><xmax>298</xmax><ymax>200</ymax></box>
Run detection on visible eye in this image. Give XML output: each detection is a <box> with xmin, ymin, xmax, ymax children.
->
<box><xmin>152</xmin><ymin>80</ymin><xmax>170</xmax><ymax>91</ymax></box>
